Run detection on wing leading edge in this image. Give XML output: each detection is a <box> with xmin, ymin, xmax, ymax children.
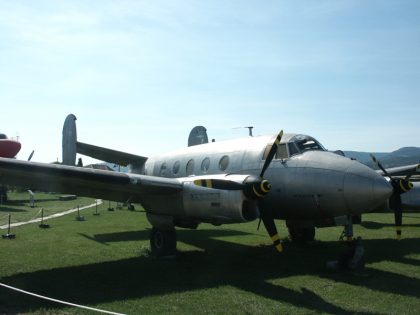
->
<box><xmin>0</xmin><ymin>158</ymin><xmax>181</xmax><ymax>203</ymax></box>
<box><xmin>378</xmin><ymin>164</ymin><xmax>420</xmax><ymax>181</ymax></box>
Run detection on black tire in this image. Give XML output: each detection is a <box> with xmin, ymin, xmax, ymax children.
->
<box><xmin>288</xmin><ymin>226</ymin><xmax>315</xmax><ymax>243</ymax></box>
<box><xmin>150</xmin><ymin>227</ymin><xmax>177</xmax><ymax>257</ymax></box>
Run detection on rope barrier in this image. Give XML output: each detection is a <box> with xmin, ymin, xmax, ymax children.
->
<box><xmin>0</xmin><ymin>282</ymin><xmax>127</xmax><ymax>315</ymax></box>
<box><xmin>27</xmin><ymin>208</ymin><xmax>43</xmax><ymax>223</ymax></box>
<box><xmin>0</xmin><ymin>214</ymin><xmax>10</xmax><ymax>222</ymax></box>
<box><xmin>0</xmin><ymin>200</ymin><xmax>103</xmax><ymax>230</ymax></box>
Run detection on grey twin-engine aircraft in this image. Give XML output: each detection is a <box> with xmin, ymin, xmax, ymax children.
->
<box><xmin>0</xmin><ymin>114</ymin><xmax>419</xmax><ymax>256</ymax></box>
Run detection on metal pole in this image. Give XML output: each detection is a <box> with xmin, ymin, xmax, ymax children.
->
<box><xmin>7</xmin><ymin>214</ymin><xmax>11</xmax><ymax>235</ymax></box>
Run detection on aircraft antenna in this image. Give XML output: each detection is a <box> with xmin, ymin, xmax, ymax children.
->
<box><xmin>233</xmin><ymin>126</ymin><xmax>254</xmax><ymax>137</ymax></box>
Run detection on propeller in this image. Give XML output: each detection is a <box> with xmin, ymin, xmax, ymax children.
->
<box><xmin>194</xmin><ymin>130</ymin><xmax>284</xmax><ymax>252</ymax></box>
<box><xmin>27</xmin><ymin>150</ymin><xmax>35</xmax><ymax>162</ymax></box>
<box><xmin>370</xmin><ymin>154</ymin><xmax>416</xmax><ymax>239</ymax></box>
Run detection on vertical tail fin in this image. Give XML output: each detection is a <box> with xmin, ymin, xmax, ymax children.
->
<box><xmin>62</xmin><ymin>114</ymin><xmax>77</xmax><ymax>166</ymax></box>
<box><xmin>188</xmin><ymin>126</ymin><xmax>208</xmax><ymax>147</ymax></box>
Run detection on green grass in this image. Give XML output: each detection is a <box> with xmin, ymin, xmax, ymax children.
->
<box><xmin>0</xmin><ymin>191</ymin><xmax>96</xmax><ymax>224</ymax></box>
<box><xmin>0</xmin><ymin>193</ymin><xmax>419</xmax><ymax>314</ymax></box>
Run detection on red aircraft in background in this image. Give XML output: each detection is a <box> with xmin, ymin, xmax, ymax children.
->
<box><xmin>0</xmin><ymin>133</ymin><xmax>21</xmax><ymax>158</ymax></box>
<box><xmin>0</xmin><ymin>133</ymin><xmax>21</xmax><ymax>202</ymax></box>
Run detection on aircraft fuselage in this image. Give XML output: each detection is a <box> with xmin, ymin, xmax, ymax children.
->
<box><xmin>143</xmin><ymin>133</ymin><xmax>392</xmax><ymax>223</ymax></box>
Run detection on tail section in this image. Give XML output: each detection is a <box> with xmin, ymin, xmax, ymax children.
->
<box><xmin>188</xmin><ymin>126</ymin><xmax>208</xmax><ymax>147</ymax></box>
<box><xmin>62</xmin><ymin>114</ymin><xmax>77</xmax><ymax>166</ymax></box>
<box><xmin>62</xmin><ymin>114</ymin><xmax>148</xmax><ymax>173</ymax></box>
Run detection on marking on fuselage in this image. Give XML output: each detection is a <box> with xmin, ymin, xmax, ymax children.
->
<box><xmin>190</xmin><ymin>193</ymin><xmax>220</xmax><ymax>201</ymax></box>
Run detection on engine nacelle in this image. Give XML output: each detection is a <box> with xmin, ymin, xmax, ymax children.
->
<box><xmin>402</xmin><ymin>182</ymin><xmax>420</xmax><ymax>210</ymax></box>
<box><xmin>182</xmin><ymin>178</ymin><xmax>259</xmax><ymax>225</ymax></box>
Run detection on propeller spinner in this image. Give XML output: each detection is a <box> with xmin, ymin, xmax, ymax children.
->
<box><xmin>194</xmin><ymin>130</ymin><xmax>284</xmax><ymax>252</ymax></box>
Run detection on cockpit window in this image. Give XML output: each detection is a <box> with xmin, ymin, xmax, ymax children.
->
<box><xmin>263</xmin><ymin>135</ymin><xmax>326</xmax><ymax>160</ymax></box>
<box><xmin>295</xmin><ymin>139</ymin><xmax>323</xmax><ymax>152</ymax></box>
<box><xmin>291</xmin><ymin>135</ymin><xmax>326</xmax><ymax>154</ymax></box>
<box><xmin>262</xmin><ymin>143</ymin><xmax>289</xmax><ymax>160</ymax></box>
<box><xmin>288</xmin><ymin>143</ymin><xmax>299</xmax><ymax>157</ymax></box>
<box><xmin>276</xmin><ymin>144</ymin><xmax>288</xmax><ymax>159</ymax></box>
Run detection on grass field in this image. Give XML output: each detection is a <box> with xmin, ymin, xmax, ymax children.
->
<box><xmin>0</xmin><ymin>193</ymin><xmax>419</xmax><ymax>314</ymax></box>
<box><xmin>0</xmin><ymin>191</ymin><xmax>96</xmax><ymax>224</ymax></box>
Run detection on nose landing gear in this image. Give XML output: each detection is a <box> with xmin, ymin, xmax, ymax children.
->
<box><xmin>329</xmin><ymin>216</ymin><xmax>366</xmax><ymax>273</ymax></box>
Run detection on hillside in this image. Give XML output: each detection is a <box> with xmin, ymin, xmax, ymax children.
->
<box><xmin>344</xmin><ymin>147</ymin><xmax>420</xmax><ymax>168</ymax></box>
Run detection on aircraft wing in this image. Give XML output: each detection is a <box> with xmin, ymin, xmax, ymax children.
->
<box><xmin>377</xmin><ymin>163</ymin><xmax>420</xmax><ymax>181</ymax></box>
<box><xmin>0</xmin><ymin>158</ymin><xmax>181</xmax><ymax>203</ymax></box>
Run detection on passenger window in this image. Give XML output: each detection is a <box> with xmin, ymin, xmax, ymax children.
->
<box><xmin>186</xmin><ymin>159</ymin><xmax>195</xmax><ymax>176</ymax></box>
<box><xmin>219</xmin><ymin>155</ymin><xmax>229</xmax><ymax>171</ymax></box>
<box><xmin>159</xmin><ymin>163</ymin><xmax>167</xmax><ymax>176</ymax></box>
<box><xmin>201</xmin><ymin>158</ymin><xmax>210</xmax><ymax>173</ymax></box>
<box><xmin>172</xmin><ymin>161</ymin><xmax>180</xmax><ymax>175</ymax></box>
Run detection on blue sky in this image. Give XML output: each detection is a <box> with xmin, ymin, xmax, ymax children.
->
<box><xmin>1</xmin><ymin>0</ymin><xmax>419</xmax><ymax>163</ymax></box>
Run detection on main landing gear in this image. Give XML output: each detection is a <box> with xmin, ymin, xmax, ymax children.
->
<box><xmin>150</xmin><ymin>227</ymin><xmax>177</xmax><ymax>257</ymax></box>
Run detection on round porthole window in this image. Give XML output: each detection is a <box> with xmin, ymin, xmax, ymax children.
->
<box><xmin>160</xmin><ymin>163</ymin><xmax>167</xmax><ymax>176</ymax></box>
<box><xmin>201</xmin><ymin>157</ymin><xmax>210</xmax><ymax>173</ymax></box>
<box><xmin>186</xmin><ymin>159</ymin><xmax>195</xmax><ymax>176</ymax></box>
<box><xmin>172</xmin><ymin>161</ymin><xmax>180</xmax><ymax>175</ymax></box>
<box><xmin>219</xmin><ymin>155</ymin><xmax>229</xmax><ymax>171</ymax></box>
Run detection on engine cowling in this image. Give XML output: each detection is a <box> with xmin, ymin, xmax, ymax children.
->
<box><xmin>182</xmin><ymin>176</ymin><xmax>260</xmax><ymax>225</ymax></box>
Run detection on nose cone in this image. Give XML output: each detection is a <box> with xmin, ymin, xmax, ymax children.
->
<box><xmin>344</xmin><ymin>162</ymin><xmax>393</xmax><ymax>214</ymax></box>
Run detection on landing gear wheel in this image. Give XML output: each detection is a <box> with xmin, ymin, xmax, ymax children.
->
<box><xmin>288</xmin><ymin>226</ymin><xmax>315</xmax><ymax>243</ymax></box>
<box><xmin>150</xmin><ymin>227</ymin><xmax>177</xmax><ymax>257</ymax></box>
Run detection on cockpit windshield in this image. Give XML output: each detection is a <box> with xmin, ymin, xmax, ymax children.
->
<box><xmin>289</xmin><ymin>135</ymin><xmax>326</xmax><ymax>156</ymax></box>
<box><xmin>262</xmin><ymin>134</ymin><xmax>327</xmax><ymax>161</ymax></box>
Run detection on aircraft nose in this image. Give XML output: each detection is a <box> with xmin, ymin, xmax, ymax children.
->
<box><xmin>343</xmin><ymin>162</ymin><xmax>393</xmax><ymax>214</ymax></box>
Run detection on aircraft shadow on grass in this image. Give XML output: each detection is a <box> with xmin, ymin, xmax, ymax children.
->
<box><xmin>0</xmin><ymin>206</ymin><xmax>28</xmax><ymax>213</ymax></box>
<box><xmin>1</xmin><ymin>229</ymin><xmax>420</xmax><ymax>315</ymax></box>
<box><xmin>361</xmin><ymin>221</ymin><xmax>420</xmax><ymax>229</ymax></box>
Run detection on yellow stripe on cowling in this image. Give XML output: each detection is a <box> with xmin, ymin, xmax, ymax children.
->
<box><xmin>260</xmin><ymin>181</ymin><xmax>271</xmax><ymax>193</ymax></box>
<box><xmin>399</xmin><ymin>180</ymin><xmax>411</xmax><ymax>192</ymax></box>
<box><xmin>193</xmin><ymin>179</ymin><xmax>213</xmax><ymax>188</ymax></box>
<box><xmin>252</xmin><ymin>186</ymin><xmax>264</xmax><ymax>198</ymax></box>
<box><xmin>271</xmin><ymin>234</ymin><xmax>280</xmax><ymax>242</ymax></box>
<box><xmin>206</xmin><ymin>179</ymin><xmax>212</xmax><ymax>188</ymax></box>
<box><xmin>275</xmin><ymin>243</ymin><xmax>283</xmax><ymax>252</ymax></box>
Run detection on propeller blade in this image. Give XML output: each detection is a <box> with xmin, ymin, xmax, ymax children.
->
<box><xmin>260</xmin><ymin>130</ymin><xmax>283</xmax><ymax>178</ymax></box>
<box><xmin>390</xmin><ymin>194</ymin><xmax>403</xmax><ymax>240</ymax></box>
<box><xmin>27</xmin><ymin>150</ymin><xmax>35</xmax><ymax>162</ymax></box>
<box><xmin>394</xmin><ymin>207</ymin><xmax>402</xmax><ymax>240</ymax></box>
<box><xmin>260</xmin><ymin>212</ymin><xmax>283</xmax><ymax>252</ymax></box>
<box><xmin>193</xmin><ymin>179</ymin><xmax>244</xmax><ymax>190</ymax></box>
<box><xmin>372</xmin><ymin>154</ymin><xmax>411</xmax><ymax>240</ymax></box>
<box><xmin>370</xmin><ymin>154</ymin><xmax>395</xmax><ymax>182</ymax></box>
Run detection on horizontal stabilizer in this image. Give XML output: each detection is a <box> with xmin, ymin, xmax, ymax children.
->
<box><xmin>77</xmin><ymin>142</ymin><xmax>148</xmax><ymax>168</ymax></box>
